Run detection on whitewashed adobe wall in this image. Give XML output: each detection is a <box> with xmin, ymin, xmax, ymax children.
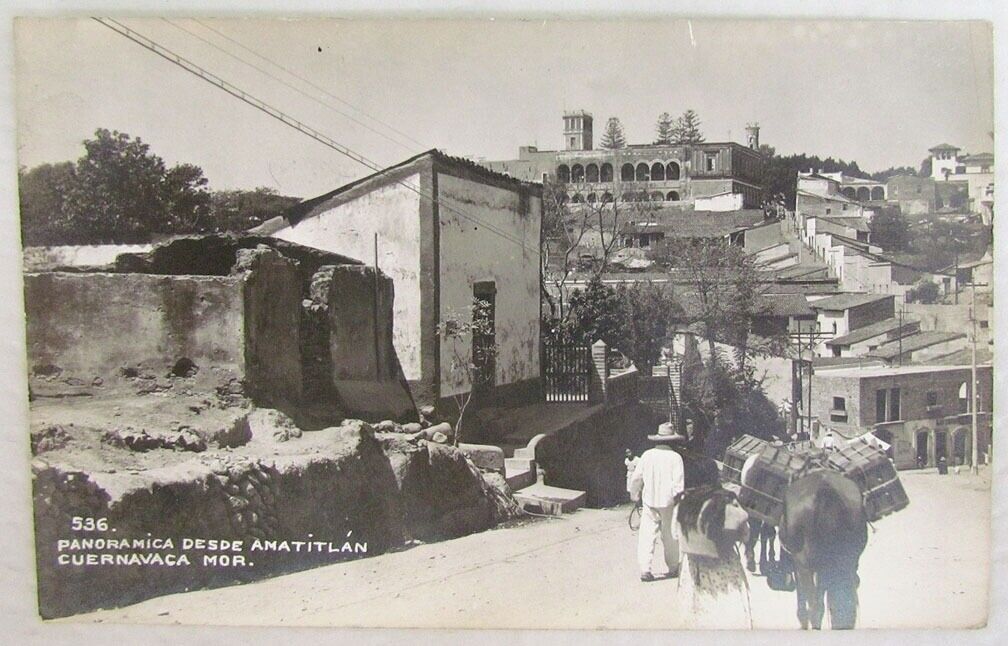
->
<box><xmin>437</xmin><ymin>173</ymin><xmax>541</xmax><ymax>397</ymax></box>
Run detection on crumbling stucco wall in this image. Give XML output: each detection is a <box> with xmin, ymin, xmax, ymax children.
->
<box><xmin>24</xmin><ymin>272</ymin><xmax>247</xmax><ymax>380</ymax></box>
<box><xmin>239</xmin><ymin>248</ymin><xmax>304</xmax><ymax>406</ymax></box>
<box><xmin>322</xmin><ymin>265</ymin><xmax>415</xmax><ymax>421</ymax></box>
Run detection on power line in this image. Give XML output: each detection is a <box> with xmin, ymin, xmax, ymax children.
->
<box><xmin>161</xmin><ymin>17</ymin><xmax>422</xmax><ymax>155</ymax></box>
<box><xmin>93</xmin><ymin>17</ymin><xmax>536</xmax><ymax>254</ymax></box>
<box><xmin>189</xmin><ymin>17</ymin><xmax>428</xmax><ymax>151</ymax></box>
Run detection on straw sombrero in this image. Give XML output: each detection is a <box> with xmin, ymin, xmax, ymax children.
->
<box><xmin>648</xmin><ymin>421</ymin><xmax>688</xmax><ymax>443</ymax></box>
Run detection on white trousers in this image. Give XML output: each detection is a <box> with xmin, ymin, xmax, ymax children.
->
<box><xmin>637</xmin><ymin>504</ymin><xmax>680</xmax><ymax>575</ymax></box>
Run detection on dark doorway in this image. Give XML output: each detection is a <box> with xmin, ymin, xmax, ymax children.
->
<box><xmin>953</xmin><ymin>430</ymin><xmax>969</xmax><ymax>466</ymax></box>
<box><xmin>916</xmin><ymin>431</ymin><xmax>929</xmax><ymax>467</ymax></box>
<box><xmin>935</xmin><ymin>430</ymin><xmax>948</xmax><ymax>462</ymax></box>
<box><xmin>472</xmin><ymin>281</ymin><xmax>496</xmax><ymax>395</ymax></box>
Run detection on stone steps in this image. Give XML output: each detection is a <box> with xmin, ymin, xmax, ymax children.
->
<box><xmin>504</xmin><ymin>456</ymin><xmax>536</xmax><ymax>491</ymax></box>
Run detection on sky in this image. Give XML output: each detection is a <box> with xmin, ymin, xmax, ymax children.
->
<box><xmin>13</xmin><ymin>17</ymin><xmax>994</xmax><ymax>198</ymax></box>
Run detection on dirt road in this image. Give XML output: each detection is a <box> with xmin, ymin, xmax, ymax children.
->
<box><xmin>74</xmin><ymin>469</ymin><xmax>990</xmax><ymax>630</ymax></box>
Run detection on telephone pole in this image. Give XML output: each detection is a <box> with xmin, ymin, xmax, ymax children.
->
<box><xmin>970</xmin><ymin>282</ymin><xmax>979</xmax><ymax>474</ymax></box>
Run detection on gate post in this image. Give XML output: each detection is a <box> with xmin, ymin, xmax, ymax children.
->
<box><xmin>590</xmin><ymin>339</ymin><xmax>609</xmax><ymax>403</ymax></box>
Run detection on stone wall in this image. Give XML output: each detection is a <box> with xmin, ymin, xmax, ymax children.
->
<box><xmin>534</xmin><ymin>402</ymin><xmax>661</xmax><ymax>507</ymax></box>
<box><xmin>32</xmin><ymin>423</ymin><xmax>518</xmax><ymax>619</ymax></box>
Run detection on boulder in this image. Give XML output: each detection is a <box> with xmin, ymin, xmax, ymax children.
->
<box><xmin>457</xmin><ymin>443</ymin><xmax>505</xmax><ymax>472</ymax></box>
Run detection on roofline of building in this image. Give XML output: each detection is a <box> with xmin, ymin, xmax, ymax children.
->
<box><xmin>286</xmin><ymin>149</ymin><xmax>542</xmax><ymax>225</ymax></box>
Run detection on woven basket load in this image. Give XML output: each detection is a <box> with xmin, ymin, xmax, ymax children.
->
<box><xmin>738</xmin><ymin>445</ymin><xmax>824</xmax><ymax>525</ymax></box>
<box><xmin>825</xmin><ymin>442</ymin><xmax>909</xmax><ymax>522</ymax></box>
<box><xmin>722</xmin><ymin>435</ymin><xmax>769</xmax><ymax>485</ymax></box>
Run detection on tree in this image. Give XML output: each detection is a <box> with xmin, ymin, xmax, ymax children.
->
<box><xmin>919</xmin><ymin>156</ymin><xmax>933</xmax><ymax>178</ymax></box>
<box><xmin>20</xmin><ymin>128</ymin><xmax>213</xmax><ymax>244</ymax></box>
<box><xmin>539</xmin><ymin>180</ymin><xmax>655</xmax><ymax>325</ymax></box>
<box><xmin>211</xmin><ymin>187</ymin><xmax>301</xmax><ymax>232</ymax></box>
<box><xmin>599</xmin><ymin>117</ymin><xmax>626</xmax><ymax>149</ymax></box>
<box><xmin>18</xmin><ymin>162</ymin><xmax>75</xmax><ymax>246</ymax></box>
<box><xmin>161</xmin><ymin>163</ymin><xmax>212</xmax><ymax>234</ymax></box>
<box><xmin>672</xmin><ymin>109</ymin><xmax>704</xmax><ymax>144</ymax></box>
<box><xmin>907</xmin><ymin>279</ymin><xmax>940</xmax><ymax>304</ymax></box>
<box><xmin>17</xmin><ymin>129</ymin><xmax>303</xmax><ymax>246</ymax></box>
<box><xmin>869</xmin><ymin>207</ymin><xmax>911</xmax><ymax>251</ymax></box>
<box><xmin>557</xmin><ymin>277</ymin><xmax>625</xmax><ymax>347</ymax></box>
<box><xmin>437</xmin><ymin>297</ymin><xmax>498</xmax><ymax>446</ymax></box>
<box><xmin>870</xmin><ymin>166</ymin><xmax>917</xmax><ymax>182</ymax></box>
<box><xmin>681</xmin><ymin>360</ymin><xmax>785</xmax><ymax>457</ymax></box>
<box><xmin>61</xmin><ymin>129</ymin><xmax>175</xmax><ymax>242</ymax></box>
<box><xmin>655</xmin><ymin>112</ymin><xmax>675</xmax><ymax>145</ymax></box>
<box><xmin>613</xmin><ymin>281</ymin><xmax>682</xmax><ymax>373</ymax></box>
<box><xmin>653</xmin><ymin>238</ymin><xmax>777</xmax><ymax>370</ymax></box>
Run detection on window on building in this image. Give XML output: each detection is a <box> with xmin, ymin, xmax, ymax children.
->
<box><xmin>826</xmin><ymin>208</ymin><xmax>832</xmax><ymax>215</ymax></box>
<box><xmin>705</xmin><ymin>153</ymin><xmax>717</xmax><ymax>172</ymax></box>
<box><xmin>570</xmin><ymin>137</ymin><xmax>576</xmax><ymax>148</ymax></box>
<box><xmin>600</xmin><ymin>163</ymin><xmax>613</xmax><ymax>182</ymax></box>
<box><xmin>667</xmin><ymin>161</ymin><xmax>681</xmax><ymax>180</ymax></box>
<box><xmin>635</xmin><ymin>163</ymin><xmax>650</xmax><ymax>182</ymax></box>
<box><xmin>926</xmin><ymin>391</ymin><xmax>938</xmax><ymax>407</ymax></box>
<box><xmin>621</xmin><ymin>163</ymin><xmax>635</xmax><ymax>182</ymax></box>
<box><xmin>831</xmin><ymin>398</ymin><xmax>848</xmax><ymax>422</ymax></box>
<box><xmin>586</xmin><ymin>164</ymin><xmax>599</xmax><ymax>183</ymax></box>
<box><xmin>875</xmin><ymin>388</ymin><xmax>900</xmax><ymax>422</ymax></box>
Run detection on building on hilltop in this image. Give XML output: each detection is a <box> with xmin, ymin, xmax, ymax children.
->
<box><xmin>253</xmin><ymin>149</ymin><xmax>543</xmax><ymax>410</ymax></box>
<box><xmin>479</xmin><ymin>110</ymin><xmax>767</xmax><ymax>209</ymax></box>
<box><xmin>927</xmin><ymin>143</ymin><xmax>994</xmax><ymax>222</ymax></box>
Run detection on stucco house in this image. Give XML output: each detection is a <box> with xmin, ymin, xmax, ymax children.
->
<box><xmin>254</xmin><ymin>150</ymin><xmax>543</xmax><ymax>409</ymax></box>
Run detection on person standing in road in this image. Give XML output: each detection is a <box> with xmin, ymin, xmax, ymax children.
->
<box><xmin>629</xmin><ymin>422</ymin><xmax>686</xmax><ymax>582</ymax></box>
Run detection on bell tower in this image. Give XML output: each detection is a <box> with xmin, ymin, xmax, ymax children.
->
<box><xmin>745</xmin><ymin>122</ymin><xmax>760</xmax><ymax>150</ymax></box>
<box><xmin>563</xmin><ymin>111</ymin><xmax>593</xmax><ymax>151</ymax></box>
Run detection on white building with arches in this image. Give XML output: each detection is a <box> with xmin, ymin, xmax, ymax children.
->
<box><xmin>480</xmin><ymin>110</ymin><xmax>766</xmax><ymax>209</ymax></box>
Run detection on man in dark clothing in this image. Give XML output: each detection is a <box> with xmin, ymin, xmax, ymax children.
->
<box><xmin>677</xmin><ymin>421</ymin><xmax>722</xmax><ymax>489</ymax></box>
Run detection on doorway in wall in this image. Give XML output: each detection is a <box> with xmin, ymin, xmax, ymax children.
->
<box><xmin>472</xmin><ymin>281</ymin><xmax>496</xmax><ymax>395</ymax></box>
<box><xmin>935</xmin><ymin>430</ymin><xmax>948</xmax><ymax>463</ymax></box>
<box><xmin>916</xmin><ymin>431</ymin><xmax>929</xmax><ymax>468</ymax></box>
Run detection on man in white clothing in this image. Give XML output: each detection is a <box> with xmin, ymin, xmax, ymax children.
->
<box><xmin>628</xmin><ymin>422</ymin><xmax>687</xmax><ymax>582</ymax></box>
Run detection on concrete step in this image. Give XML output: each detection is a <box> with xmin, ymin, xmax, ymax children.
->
<box><xmin>504</xmin><ymin>456</ymin><xmax>534</xmax><ymax>474</ymax></box>
<box><xmin>511</xmin><ymin>447</ymin><xmax>535</xmax><ymax>460</ymax></box>
<box><xmin>513</xmin><ymin>483</ymin><xmax>587</xmax><ymax>516</ymax></box>
<box><xmin>504</xmin><ymin>456</ymin><xmax>537</xmax><ymax>491</ymax></box>
<box><xmin>505</xmin><ymin>466</ymin><xmax>537</xmax><ymax>491</ymax></box>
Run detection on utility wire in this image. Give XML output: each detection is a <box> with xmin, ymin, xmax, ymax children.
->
<box><xmin>190</xmin><ymin>17</ymin><xmax>428</xmax><ymax>151</ymax></box>
<box><xmin>93</xmin><ymin>17</ymin><xmax>536</xmax><ymax>254</ymax></box>
<box><xmin>161</xmin><ymin>17</ymin><xmax>421</xmax><ymax>155</ymax></box>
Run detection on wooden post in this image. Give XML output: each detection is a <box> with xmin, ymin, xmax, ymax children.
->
<box><xmin>373</xmin><ymin>233</ymin><xmax>381</xmax><ymax>380</ymax></box>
